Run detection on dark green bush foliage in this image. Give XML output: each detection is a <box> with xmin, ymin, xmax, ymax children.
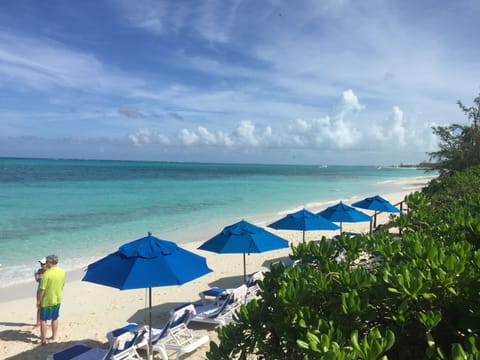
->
<box><xmin>206</xmin><ymin>166</ymin><xmax>480</xmax><ymax>359</ymax></box>
<box><xmin>419</xmin><ymin>165</ymin><xmax>480</xmax><ymax>249</ymax></box>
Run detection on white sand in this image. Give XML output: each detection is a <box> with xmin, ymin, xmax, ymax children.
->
<box><xmin>0</xmin><ymin>177</ymin><xmax>432</xmax><ymax>360</ymax></box>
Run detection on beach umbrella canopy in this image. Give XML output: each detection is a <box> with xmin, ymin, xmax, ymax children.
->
<box><xmin>352</xmin><ymin>195</ymin><xmax>400</xmax><ymax>228</ymax></box>
<box><xmin>351</xmin><ymin>195</ymin><xmax>400</xmax><ymax>213</ymax></box>
<box><xmin>268</xmin><ymin>208</ymin><xmax>340</xmax><ymax>242</ymax></box>
<box><xmin>317</xmin><ymin>201</ymin><xmax>371</xmax><ymax>232</ymax></box>
<box><xmin>198</xmin><ymin>219</ymin><xmax>289</xmax><ymax>282</ymax></box>
<box><xmin>82</xmin><ymin>234</ymin><xmax>212</xmax><ymax>359</ymax></box>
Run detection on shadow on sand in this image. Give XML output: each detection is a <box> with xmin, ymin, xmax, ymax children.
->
<box><xmin>127</xmin><ymin>301</ymin><xmax>218</xmax><ymax>333</ymax></box>
<box><xmin>125</xmin><ymin>273</ymin><xmax>252</xmax><ymax>330</ymax></box>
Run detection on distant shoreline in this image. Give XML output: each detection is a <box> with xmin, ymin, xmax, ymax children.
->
<box><xmin>0</xmin><ymin>156</ymin><xmax>435</xmax><ymax>168</ymax></box>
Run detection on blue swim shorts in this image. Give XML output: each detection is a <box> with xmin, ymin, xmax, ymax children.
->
<box><xmin>40</xmin><ymin>304</ymin><xmax>61</xmax><ymax>321</ymax></box>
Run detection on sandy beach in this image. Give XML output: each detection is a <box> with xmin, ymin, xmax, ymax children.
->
<box><xmin>0</xmin><ymin>177</ymin><xmax>432</xmax><ymax>360</ymax></box>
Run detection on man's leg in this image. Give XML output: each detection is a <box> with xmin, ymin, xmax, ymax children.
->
<box><xmin>34</xmin><ymin>307</ymin><xmax>41</xmax><ymax>328</ymax></box>
<box><xmin>51</xmin><ymin>318</ymin><xmax>59</xmax><ymax>341</ymax></box>
<box><xmin>40</xmin><ymin>319</ymin><xmax>48</xmax><ymax>344</ymax></box>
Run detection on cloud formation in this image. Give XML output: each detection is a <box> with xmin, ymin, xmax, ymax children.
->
<box><xmin>0</xmin><ymin>1</ymin><xmax>479</xmax><ymax>164</ymax></box>
<box><xmin>128</xmin><ymin>129</ymin><xmax>151</xmax><ymax>146</ymax></box>
<box><xmin>124</xmin><ymin>89</ymin><xmax>437</xmax><ymax>161</ymax></box>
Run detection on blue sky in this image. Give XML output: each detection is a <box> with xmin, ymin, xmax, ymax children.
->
<box><xmin>0</xmin><ymin>0</ymin><xmax>479</xmax><ymax>165</ymax></box>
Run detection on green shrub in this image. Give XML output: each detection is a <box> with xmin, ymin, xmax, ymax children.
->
<box><xmin>206</xmin><ymin>166</ymin><xmax>480</xmax><ymax>360</ymax></box>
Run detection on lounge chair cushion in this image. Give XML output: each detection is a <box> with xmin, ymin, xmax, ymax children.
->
<box><xmin>48</xmin><ymin>344</ymin><xmax>108</xmax><ymax>360</ymax></box>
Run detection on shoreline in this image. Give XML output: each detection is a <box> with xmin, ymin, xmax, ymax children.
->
<box><xmin>0</xmin><ymin>175</ymin><xmax>434</xmax><ymax>292</ymax></box>
<box><xmin>0</xmin><ymin>177</ymin><xmax>432</xmax><ymax>359</ymax></box>
<box><xmin>0</xmin><ymin>168</ymin><xmax>428</xmax><ymax>288</ymax></box>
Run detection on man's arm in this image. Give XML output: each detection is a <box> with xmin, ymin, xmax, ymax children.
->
<box><xmin>37</xmin><ymin>289</ymin><xmax>44</xmax><ymax>308</ymax></box>
<box><xmin>37</xmin><ymin>274</ymin><xmax>46</xmax><ymax>307</ymax></box>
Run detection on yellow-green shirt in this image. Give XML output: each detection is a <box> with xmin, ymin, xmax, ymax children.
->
<box><xmin>39</xmin><ymin>266</ymin><xmax>65</xmax><ymax>307</ymax></box>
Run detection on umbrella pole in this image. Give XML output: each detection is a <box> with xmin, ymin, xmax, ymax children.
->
<box><xmin>149</xmin><ymin>287</ymin><xmax>153</xmax><ymax>360</ymax></box>
<box><xmin>243</xmin><ymin>253</ymin><xmax>247</xmax><ymax>283</ymax></box>
<box><xmin>303</xmin><ymin>230</ymin><xmax>306</xmax><ymax>243</ymax></box>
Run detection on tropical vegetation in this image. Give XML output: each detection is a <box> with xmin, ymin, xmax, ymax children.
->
<box><xmin>428</xmin><ymin>93</ymin><xmax>480</xmax><ymax>175</ymax></box>
<box><xmin>205</xmin><ymin>93</ymin><xmax>480</xmax><ymax>359</ymax></box>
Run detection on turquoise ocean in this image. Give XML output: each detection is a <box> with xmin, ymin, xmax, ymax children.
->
<box><xmin>0</xmin><ymin>158</ymin><xmax>428</xmax><ymax>288</ymax></box>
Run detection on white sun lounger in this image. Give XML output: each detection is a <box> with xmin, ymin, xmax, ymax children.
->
<box><xmin>131</xmin><ymin>304</ymin><xmax>209</xmax><ymax>360</ymax></box>
<box><xmin>47</xmin><ymin>326</ymin><xmax>145</xmax><ymax>360</ymax></box>
<box><xmin>190</xmin><ymin>284</ymin><xmax>248</xmax><ymax>326</ymax></box>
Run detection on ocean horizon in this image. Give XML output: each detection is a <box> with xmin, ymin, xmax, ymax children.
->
<box><xmin>0</xmin><ymin>157</ymin><xmax>430</xmax><ymax>288</ymax></box>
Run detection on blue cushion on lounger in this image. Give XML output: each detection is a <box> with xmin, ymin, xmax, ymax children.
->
<box><xmin>110</xmin><ymin>323</ymin><xmax>138</xmax><ymax>338</ymax></box>
<box><xmin>201</xmin><ymin>287</ymin><xmax>226</xmax><ymax>297</ymax></box>
<box><xmin>50</xmin><ymin>344</ymin><xmax>91</xmax><ymax>360</ymax></box>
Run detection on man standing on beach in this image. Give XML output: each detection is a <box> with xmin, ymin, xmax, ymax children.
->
<box><xmin>37</xmin><ymin>255</ymin><xmax>65</xmax><ymax>345</ymax></box>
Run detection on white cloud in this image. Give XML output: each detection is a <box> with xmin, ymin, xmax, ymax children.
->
<box><xmin>332</xmin><ymin>119</ymin><xmax>360</xmax><ymax>148</ymax></box>
<box><xmin>330</xmin><ymin>89</ymin><xmax>365</xmax><ymax>121</ymax></box>
<box><xmin>217</xmin><ymin>131</ymin><xmax>234</xmax><ymax>147</ymax></box>
<box><xmin>128</xmin><ymin>129</ymin><xmax>151</xmax><ymax>146</ymax></box>
<box><xmin>196</xmin><ymin>126</ymin><xmax>217</xmax><ymax>145</ymax></box>
<box><xmin>282</xmin><ymin>90</ymin><xmax>364</xmax><ymax>149</ymax></box>
<box><xmin>360</xmin><ymin>105</ymin><xmax>440</xmax><ymax>154</ymax></box>
<box><xmin>390</xmin><ymin>106</ymin><xmax>406</xmax><ymax>147</ymax></box>
<box><xmin>177</xmin><ymin>129</ymin><xmax>199</xmax><ymax>145</ymax></box>
<box><xmin>122</xmin><ymin>88</ymin><xmax>443</xmax><ymax>159</ymax></box>
<box><xmin>148</xmin><ymin>88</ymin><xmax>369</xmax><ymax>152</ymax></box>
<box><xmin>234</xmin><ymin>120</ymin><xmax>259</xmax><ymax>146</ymax></box>
<box><xmin>126</xmin><ymin>90</ymin><xmax>420</xmax><ymax>153</ymax></box>
<box><xmin>157</xmin><ymin>133</ymin><xmax>171</xmax><ymax>145</ymax></box>
<box><xmin>176</xmin><ymin>123</ymin><xmax>264</xmax><ymax>147</ymax></box>
<box><xmin>177</xmin><ymin>127</ymin><xmax>217</xmax><ymax>146</ymax></box>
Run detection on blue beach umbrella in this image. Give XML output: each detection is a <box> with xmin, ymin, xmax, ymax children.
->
<box><xmin>82</xmin><ymin>234</ymin><xmax>212</xmax><ymax>359</ymax></box>
<box><xmin>317</xmin><ymin>201</ymin><xmax>371</xmax><ymax>232</ymax></box>
<box><xmin>268</xmin><ymin>208</ymin><xmax>340</xmax><ymax>242</ymax></box>
<box><xmin>352</xmin><ymin>195</ymin><xmax>400</xmax><ymax>228</ymax></box>
<box><xmin>351</xmin><ymin>195</ymin><xmax>400</xmax><ymax>214</ymax></box>
<box><xmin>198</xmin><ymin>220</ymin><xmax>289</xmax><ymax>282</ymax></box>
